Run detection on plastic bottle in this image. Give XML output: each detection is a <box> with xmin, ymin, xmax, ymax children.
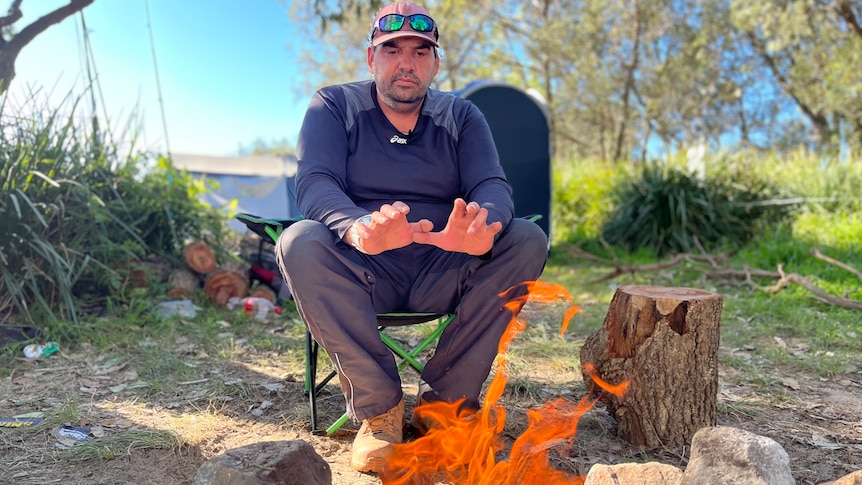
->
<box><xmin>242</xmin><ymin>297</ymin><xmax>282</xmax><ymax>320</ymax></box>
<box><xmin>156</xmin><ymin>300</ymin><xmax>197</xmax><ymax>319</ymax></box>
<box><xmin>23</xmin><ymin>342</ymin><xmax>59</xmax><ymax>359</ymax></box>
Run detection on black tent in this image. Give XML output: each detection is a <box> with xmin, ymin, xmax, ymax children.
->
<box><xmin>457</xmin><ymin>80</ymin><xmax>552</xmax><ymax>239</ymax></box>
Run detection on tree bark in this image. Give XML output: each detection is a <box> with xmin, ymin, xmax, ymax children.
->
<box><xmin>580</xmin><ymin>285</ymin><xmax>723</xmax><ymax>449</ymax></box>
<box><xmin>0</xmin><ymin>0</ymin><xmax>95</xmax><ymax>93</ymax></box>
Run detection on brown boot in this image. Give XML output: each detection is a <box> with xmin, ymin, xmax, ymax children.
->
<box><xmin>411</xmin><ymin>396</ymin><xmax>479</xmax><ymax>437</ymax></box>
<box><xmin>410</xmin><ymin>396</ymin><xmax>438</xmax><ymax>436</ymax></box>
<box><xmin>350</xmin><ymin>400</ymin><xmax>404</xmax><ymax>473</ymax></box>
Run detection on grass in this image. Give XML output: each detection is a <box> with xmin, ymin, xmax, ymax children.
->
<box><xmin>552</xmin><ymin>205</ymin><xmax>861</xmax><ymax>383</ymax></box>
<box><xmin>65</xmin><ymin>429</ymin><xmax>183</xmax><ymax>461</ymax></box>
<box><xmin>1</xmin><ymin>211</ymin><xmax>858</xmax><ymax>408</ymax></box>
<box><xmin>0</xmin><ymin>235</ymin><xmax>858</xmax><ymax>484</ymax></box>
<box><xmin>1</xmin><ymin>135</ymin><xmax>860</xmax><ymax>483</ymax></box>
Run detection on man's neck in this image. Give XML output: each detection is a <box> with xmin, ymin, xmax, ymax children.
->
<box><xmin>378</xmin><ymin>95</ymin><xmax>422</xmax><ymax>135</ymax></box>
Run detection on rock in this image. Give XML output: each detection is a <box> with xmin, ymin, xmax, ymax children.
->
<box><xmin>680</xmin><ymin>426</ymin><xmax>795</xmax><ymax>485</ymax></box>
<box><xmin>820</xmin><ymin>470</ymin><xmax>862</xmax><ymax>485</ymax></box>
<box><xmin>192</xmin><ymin>440</ymin><xmax>331</xmax><ymax>485</ymax></box>
<box><xmin>584</xmin><ymin>462</ymin><xmax>684</xmax><ymax>485</ymax></box>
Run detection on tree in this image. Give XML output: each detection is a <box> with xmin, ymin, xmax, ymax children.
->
<box><xmin>731</xmin><ymin>0</ymin><xmax>862</xmax><ymax>150</ymax></box>
<box><xmin>0</xmin><ymin>0</ymin><xmax>95</xmax><ymax>94</ymax></box>
<box><xmin>236</xmin><ymin>136</ymin><xmax>295</xmax><ymax>157</ymax></box>
<box><xmin>290</xmin><ymin>0</ymin><xmax>862</xmax><ymax>159</ymax></box>
<box><xmin>282</xmin><ymin>0</ymin><xmax>500</xmax><ymax>95</ymax></box>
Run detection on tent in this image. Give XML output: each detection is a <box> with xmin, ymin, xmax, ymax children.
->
<box><xmin>172</xmin><ymin>153</ymin><xmax>298</xmax><ymax>300</ymax></box>
<box><xmin>171</xmin><ymin>153</ymin><xmax>299</xmax><ymax>232</ymax></box>
<box><xmin>457</xmin><ymin>80</ymin><xmax>553</xmax><ymax>238</ymax></box>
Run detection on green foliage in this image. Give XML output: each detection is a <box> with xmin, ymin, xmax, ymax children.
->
<box><xmin>0</xmin><ymin>95</ymin><xmax>228</xmax><ymax>328</ymax></box>
<box><xmin>551</xmin><ymin>148</ymin><xmax>860</xmax><ymax>260</ymax></box>
<box><xmin>552</xmin><ymin>158</ymin><xmax>629</xmax><ymax>242</ymax></box>
<box><xmin>600</xmin><ymin>159</ymin><xmax>792</xmax><ymax>255</ymax></box>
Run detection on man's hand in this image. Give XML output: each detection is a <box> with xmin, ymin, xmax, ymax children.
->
<box><xmin>346</xmin><ymin>202</ymin><xmax>433</xmax><ymax>255</ymax></box>
<box><xmin>411</xmin><ymin>198</ymin><xmax>502</xmax><ymax>256</ymax></box>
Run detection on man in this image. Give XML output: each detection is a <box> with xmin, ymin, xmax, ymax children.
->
<box><xmin>276</xmin><ymin>0</ymin><xmax>548</xmax><ymax>474</ymax></box>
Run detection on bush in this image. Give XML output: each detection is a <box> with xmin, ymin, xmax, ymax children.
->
<box><xmin>552</xmin><ymin>158</ymin><xmax>629</xmax><ymax>242</ymax></box>
<box><xmin>601</xmin><ymin>161</ymin><xmax>792</xmax><ymax>255</ymax></box>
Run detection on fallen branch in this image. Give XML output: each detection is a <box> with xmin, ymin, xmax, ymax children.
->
<box><xmin>762</xmin><ymin>265</ymin><xmax>862</xmax><ymax>311</ymax></box>
<box><xmin>590</xmin><ymin>253</ymin><xmax>689</xmax><ymax>283</ymax></box>
<box><xmin>564</xmin><ymin>245</ymin><xmax>728</xmax><ymax>284</ymax></box>
<box><xmin>568</xmin><ymin>246</ymin><xmax>862</xmax><ymax>312</ymax></box>
<box><xmin>705</xmin><ymin>268</ymin><xmax>781</xmax><ymax>280</ymax></box>
<box><xmin>812</xmin><ymin>247</ymin><xmax>862</xmax><ymax>282</ymax></box>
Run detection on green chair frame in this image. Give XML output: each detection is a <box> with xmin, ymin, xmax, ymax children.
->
<box><xmin>235</xmin><ymin>213</ymin><xmax>457</xmax><ymax>435</ymax></box>
<box><xmin>306</xmin><ymin>312</ymin><xmax>455</xmax><ymax>435</ymax></box>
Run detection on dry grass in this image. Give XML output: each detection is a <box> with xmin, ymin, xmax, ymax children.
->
<box><xmin>1</xmin><ymin>259</ymin><xmax>861</xmax><ymax>484</ymax></box>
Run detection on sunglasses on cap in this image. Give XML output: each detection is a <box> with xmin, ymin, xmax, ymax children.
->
<box><xmin>375</xmin><ymin>13</ymin><xmax>436</xmax><ymax>34</ymax></box>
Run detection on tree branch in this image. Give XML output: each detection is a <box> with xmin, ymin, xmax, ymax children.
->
<box><xmin>569</xmin><ymin>246</ymin><xmax>862</xmax><ymax>312</ymax></box>
<box><xmin>761</xmin><ymin>265</ymin><xmax>862</xmax><ymax>311</ymax></box>
<box><xmin>812</xmin><ymin>247</ymin><xmax>862</xmax><ymax>281</ymax></box>
<box><xmin>743</xmin><ymin>29</ymin><xmax>830</xmax><ymax>136</ymax></box>
<box><xmin>6</xmin><ymin>0</ymin><xmax>94</xmax><ymax>53</ymax></box>
<box><xmin>0</xmin><ymin>0</ymin><xmax>94</xmax><ymax>92</ymax></box>
<box><xmin>614</xmin><ymin>1</ymin><xmax>643</xmax><ymax>162</ymax></box>
<box><xmin>836</xmin><ymin>1</ymin><xmax>862</xmax><ymax>39</ymax></box>
<box><xmin>0</xmin><ymin>0</ymin><xmax>23</xmax><ymax>29</ymax></box>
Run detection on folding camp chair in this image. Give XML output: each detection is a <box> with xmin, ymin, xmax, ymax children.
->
<box><xmin>235</xmin><ymin>213</ymin><xmax>456</xmax><ymax>435</ymax></box>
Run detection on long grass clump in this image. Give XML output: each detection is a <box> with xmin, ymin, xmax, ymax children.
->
<box><xmin>0</xmin><ymin>92</ymin><xmax>228</xmax><ymax>332</ymax></box>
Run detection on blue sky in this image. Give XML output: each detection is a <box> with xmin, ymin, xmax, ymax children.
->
<box><xmin>8</xmin><ymin>0</ymin><xmax>309</xmax><ymax>156</ymax></box>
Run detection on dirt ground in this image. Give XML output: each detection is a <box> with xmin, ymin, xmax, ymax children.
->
<box><xmin>1</xmin><ymin>302</ymin><xmax>861</xmax><ymax>485</ymax></box>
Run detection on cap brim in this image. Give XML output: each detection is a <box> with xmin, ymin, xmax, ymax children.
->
<box><xmin>371</xmin><ymin>30</ymin><xmax>438</xmax><ymax>47</ymax></box>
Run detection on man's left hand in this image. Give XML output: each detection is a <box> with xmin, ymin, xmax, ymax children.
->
<box><xmin>411</xmin><ymin>198</ymin><xmax>502</xmax><ymax>256</ymax></box>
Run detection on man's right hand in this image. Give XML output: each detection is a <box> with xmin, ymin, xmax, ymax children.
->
<box><xmin>346</xmin><ymin>201</ymin><xmax>433</xmax><ymax>255</ymax></box>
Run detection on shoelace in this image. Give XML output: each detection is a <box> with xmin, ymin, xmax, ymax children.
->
<box><xmin>366</xmin><ymin>409</ymin><xmax>399</xmax><ymax>436</ymax></box>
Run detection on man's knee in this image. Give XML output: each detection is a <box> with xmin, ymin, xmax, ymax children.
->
<box><xmin>501</xmin><ymin>218</ymin><xmax>549</xmax><ymax>258</ymax></box>
<box><xmin>276</xmin><ymin>219</ymin><xmax>333</xmax><ymax>272</ymax></box>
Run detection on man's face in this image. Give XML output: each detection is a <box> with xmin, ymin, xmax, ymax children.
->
<box><xmin>368</xmin><ymin>37</ymin><xmax>440</xmax><ymax>112</ymax></box>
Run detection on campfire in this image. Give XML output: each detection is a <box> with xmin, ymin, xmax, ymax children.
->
<box><xmin>381</xmin><ymin>281</ymin><xmax>629</xmax><ymax>484</ymax></box>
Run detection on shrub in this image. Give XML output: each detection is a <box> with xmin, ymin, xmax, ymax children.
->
<box><xmin>601</xmin><ymin>161</ymin><xmax>792</xmax><ymax>255</ymax></box>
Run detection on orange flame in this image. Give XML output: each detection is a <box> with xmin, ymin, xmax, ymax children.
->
<box><xmin>380</xmin><ymin>281</ymin><xmax>628</xmax><ymax>484</ymax></box>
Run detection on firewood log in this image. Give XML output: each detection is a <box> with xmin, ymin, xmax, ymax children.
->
<box><xmin>249</xmin><ymin>284</ymin><xmax>277</xmax><ymax>303</ymax></box>
<box><xmin>183</xmin><ymin>241</ymin><xmax>217</xmax><ymax>275</ymax></box>
<box><xmin>204</xmin><ymin>261</ymin><xmax>250</xmax><ymax>307</ymax></box>
<box><xmin>167</xmin><ymin>268</ymin><xmax>201</xmax><ymax>300</ymax></box>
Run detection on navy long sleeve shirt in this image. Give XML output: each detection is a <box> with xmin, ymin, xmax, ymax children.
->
<box><xmin>294</xmin><ymin>80</ymin><xmax>514</xmax><ymax>242</ymax></box>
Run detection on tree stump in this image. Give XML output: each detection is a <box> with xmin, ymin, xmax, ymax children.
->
<box><xmin>183</xmin><ymin>241</ymin><xmax>217</xmax><ymax>275</ymax></box>
<box><xmin>580</xmin><ymin>285</ymin><xmax>722</xmax><ymax>449</ymax></box>
<box><xmin>204</xmin><ymin>261</ymin><xmax>250</xmax><ymax>307</ymax></box>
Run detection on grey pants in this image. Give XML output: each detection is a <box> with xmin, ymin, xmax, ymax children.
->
<box><xmin>275</xmin><ymin>218</ymin><xmax>548</xmax><ymax>421</ymax></box>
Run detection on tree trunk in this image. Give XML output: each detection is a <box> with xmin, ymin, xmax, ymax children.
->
<box><xmin>183</xmin><ymin>241</ymin><xmax>217</xmax><ymax>275</ymax></box>
<box><xmin>580</xmin><ymin>285</ymin><xmax>723</xmax><ymax>449</ymax></box>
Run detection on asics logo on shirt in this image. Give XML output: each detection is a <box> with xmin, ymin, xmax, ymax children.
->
<box><xmin>390</xmin><ymin>134</ymin><xmax>408</xmax><ymax>144</ymax></box>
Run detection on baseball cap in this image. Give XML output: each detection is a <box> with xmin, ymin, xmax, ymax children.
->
<box><xmin>370</xmin><ymin>1</ymin><xmax>439</xmax><ymax>47</ymax></box>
